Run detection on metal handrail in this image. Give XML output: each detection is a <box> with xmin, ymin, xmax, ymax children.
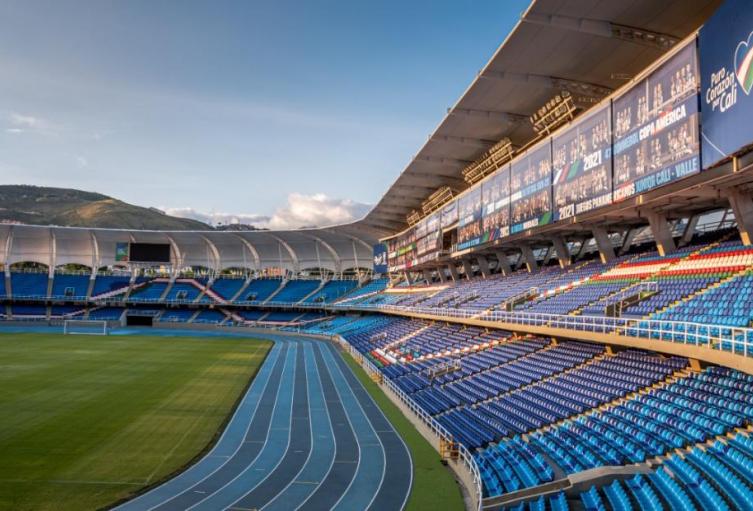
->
<box><xmin>335</xmin><ymin>303</ymin><xmax>753</xmax><ymax>358</ymax></box>
<box><xmin>338</xmin><ymin>337</ymin><xmax>483</xmax><ymax>511</ymax></box>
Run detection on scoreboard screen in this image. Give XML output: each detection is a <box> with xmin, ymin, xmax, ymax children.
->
<box><xmin>553</xmin><ymin>104</ymin><xmax>612</xmax><ymax>221</ymax></box>
<box><xmin>510</xmin><ymin>141</ymin><xmax>552</xmax><ymax>234</ymax></box>
<box><xmin>613</xmin><ymin>41</ymin><xmax>700</xmax><ymax>201</ymax></box>
<box><xmin>481</xmin><ymin>164</ymin><xmax>511</xmax><ymax>241</ymax></box>
<box><xmin>129</xmin><ymin>243</ymin><xmax>171</xmax><ymax>263</ymax></box>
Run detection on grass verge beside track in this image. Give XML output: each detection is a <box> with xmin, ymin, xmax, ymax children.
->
<box><xmin>341</xmin><ymin>349</ymin><xmax>466</xmax><ymax>511</ymax></box>
<box><xmin>0</xmin><ymin>333</ymin><xmax>272</xmax><ymax>511</ymax></box>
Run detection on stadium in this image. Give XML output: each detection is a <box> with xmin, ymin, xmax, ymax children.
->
<box><xmin>5</xmin><ymin>0</ymin><xmax>753</xmax><ymax>509</ymax></box>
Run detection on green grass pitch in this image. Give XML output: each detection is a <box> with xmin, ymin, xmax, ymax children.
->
<box><xmin>0</xmin><ymin>332</ymin><xmax>272</xmax><ymax>511</ymax></box>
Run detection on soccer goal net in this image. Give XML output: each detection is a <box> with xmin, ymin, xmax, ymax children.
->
<box><xmin>63</xmin><ymin>319</ymin><xmax>109</xmax><ymax>335</ymax></box>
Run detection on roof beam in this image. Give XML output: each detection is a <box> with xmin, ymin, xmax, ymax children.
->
<box><xmin>430</xmin><ymin>135</ymin><xmax>497</xmax><ymax>149</ymax></box>
<box><xmin>480</xmin><ymin>70</ymin><xmax>612</xmax><ymax>99</ymax></box>
<box><xmin>375</xmin><ymin>205</ymin><xmax>414</xmax><ymax>214</ymax></box>
<box><xmin>523</xmin><ymin>13</ymin><xmax>679</xmax><ymax>50</ymax></box>
<box><xmin>448</xmin><ymin>108</ymin><xmax>528</xmax><ymax>124</ymax></box>
<box><xmin>366</xmin><ymin>223</ymin><xmax>402</xmax><ymax>234</ymax></box>
<box><xmin>372</xmin><ymin>211</ymin><xmax>407</xmax><ymax>220</ymax></box>
<box><xmin>395</xmin><ymin>183</ymin><xmax>440</xmax><ymax>192</ymax></box>
<box><xmin>415</xmin><ymin>155</ymin><xmax>473</xmax><ymax>167</ymax></box>
<box><xmin>382</xmin><ymin>193</ymin><xmax>425</xmax><ymax>202</ymax></box>
<box><xmin>404</xmin><ymin>172</ymin><xmax>466</xmax><ymax>188</ymax></box>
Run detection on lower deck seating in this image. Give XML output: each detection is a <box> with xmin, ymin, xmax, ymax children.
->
<box><xmin>193</xmin><ymin>309</ymin><xmax>227</xmax><ymax>324</ymax></box>
<box><xmin>51</xmin><ymin>274</ymin><xmax>91</xmax><ymax>299</ymax></box>
<box><xmin>160</xmin><ymin>309</ymin><xmax>195</xmax><ymax>322</ymax></box>
<box><xmin>10</xmin><ymin>273</ymin><xmax>48</xmax><ymax>298</ymax></box>
<box><xmin>90</xmin><ymin>275</ymin><xmax>131</xmax><ymax>297</ymax></box>
<box><xmin>88</xmin><ymin>307</ymin><xmax>124</xmax><ymax>320</ymax></box>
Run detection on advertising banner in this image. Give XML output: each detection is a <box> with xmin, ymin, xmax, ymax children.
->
<box><xmin>613</xmin><ymin>41</ymin><xmax>700</xmax><ymax>201</ymax></box>
<box><xmin>373</xmin><ymin>243</ymin><xmax>388</xmax><ymax>274</ymax></box>
<box><xmin>457</xmin><ymin>185</ymin><xmax>483</xmax><ymax>250</ymax></box>
<box><xmin>416</xmin><ymin>212</ymin><xmax>441</xmax><ymax>256</ymax></box>
<box><xmin>553</xmin><ymin>104</ymin><xmax>612</xmax><ymax>220</ymax></box>
<box><xmin>115</xmin><ymin>242</ymin><xmax>129</xmax><ymax>262</ymax></box>
<box><xmin>700</xmin><ymin>0</ymin><xmax>753</xmax><ymax>168</ymax></box>
<box><xmin>510</xmin><ymin>141</ymin><xmax>552</xmax><ymax>234</ymax></box>
<box><xmin>441</xmin><ymin>199</ymin><xmax>458</xmax><ymax>228</ymax></box>
<box><xmin>481</xmin><ymin>164</ymin><xmax>511</xmax><ymax>241</ymax></box>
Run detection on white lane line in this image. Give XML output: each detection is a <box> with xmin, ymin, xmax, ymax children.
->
<box><xmin>293</xmin><ymin>342</ymin><xmax>356</xmax><ymax>511</ymax></box>
<box><xmin>332</xmin><ymin>342</ymin><xmax>414</xmax><ymax>511</ymax></box>
<box><xmin>186</xmin><ymin>342</ymin><xmax>300</xmax><ymax>510</ymax></box>
<box><xmin>318</xmin><ymin>344</ymin><xmax>380</xmax><ymax>511</ymax></box>
<box><xmin>260</xmin><ymin>342</ymin><xmax>319</xmax><ymax>511</ymax></box>
<box><xmin>145</xmin><ymin>341</ymin><xmax>290</xmax><ymax>511</ymax></box>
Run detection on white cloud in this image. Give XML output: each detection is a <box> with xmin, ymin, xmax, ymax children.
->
<box><xmin>6</xmin><ymin>112</ymin><xmax>58</xmax><ymax>136</ymax></box>
<box><xmin>267</xmin><ymin>192</ymin><xmax>371</xmax><ymax>230</ymax></box>
<box><xmin>75</xmin><ymin>155</ymin><xmax>88</xmax><ymax>168</ymax></box>
<box><xmin>10</xmin><ymin>113</ymin><xmax>41</xmax><ymax>128</ymax></box>
<box><xmin>160</xmin><ymin>192</ymin><xmax>371</xmax><ymax>230</ymax></box>
<box><xmin>159</xmin><ymin>207</ymin><xmax>271</xmax><ymax>227</ymax></box>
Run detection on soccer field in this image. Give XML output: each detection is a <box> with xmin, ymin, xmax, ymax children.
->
<box><xmin>0</xmin><ymin>332</ymin><xmax>272</xmax><ymax>511</ymax></box>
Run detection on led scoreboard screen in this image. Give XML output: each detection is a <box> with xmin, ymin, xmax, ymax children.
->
<box><xmin>129</xmin><ymin>243</ymin><xmax>171</xmax><ymax>263</ymax></box>
<box><xmin>613</xmin><ymin>41</ymin><xmax>700</xmax><ymax>201</ymax></box>
<box><xmin>481</xmin><ymin>164</ymin><xmax>511</xmax><ymax>241</ymax></box>
<box><xmin>457</xmin><ymin>185</ymin><xmax>483</xmax><ymax>250</ymax></box>
<box><xmin>510</xmin><ymin>141</ymin><xmax>552</xmax><ymax>234</ymax></box>
<box><xmin>553</xmin><ymin>104</ymin><xmax>612</xmax><ymax>221</ymax></box>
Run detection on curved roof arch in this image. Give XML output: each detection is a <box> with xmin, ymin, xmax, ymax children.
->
<box><xmin>0</xmin><ymin>224</ymin><xmax>379</xmax><ymax>274</ymax></box>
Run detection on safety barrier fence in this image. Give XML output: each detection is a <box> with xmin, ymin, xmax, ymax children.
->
<box><xmin>342</xmin><ymin>304</ymin><xmax>753</xmax><ymax>358</ymax></box>
<box><xmin>338</xmin><ymin>336</ymin><xmax>483</xmax><ymax>511</ymax></box>
<box><xmin>7</xmin><ymin>290</ymin><xmax>753</xmax><ymax>359</ymax></box>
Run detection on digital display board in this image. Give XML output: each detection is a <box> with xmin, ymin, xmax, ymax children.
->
<box><xmin>510</xmin><ymin>141</ymin><xmax>552</xmax><ymax>234</ymax></box>
<box><xmin>613</xmin><ymin>41</ymin><xmax>700</xmax><ymax>201</ymax></box>
<box><xmin>553</xmin><ymin>104</ymin><xmax>612</xmax><ymax>221</ymax></box>
<box><xmin>700</xmin><ymin>0</ymin><xmax>753</xmax><ymax>168</ymax></box>
<box><xmin>441</xmin><ymin>199</ymin><xmax>458</xmax><ymax>228</ymax></box>
<box><xmin>129</xmin><ymin>243</ymin><xmax>171</xmax><ymax>263</ymax></box>
<box><xmin>457</xmin><ymin>185</ymin><xmax>483</xmax><ymax>250</ymax></box>
<box><xmin>481</xmin><ymin>164</ymin><xmax>511</xmax><ymax>241</ymax></box>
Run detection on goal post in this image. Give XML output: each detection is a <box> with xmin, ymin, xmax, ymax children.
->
<box><xmin>63</xmin><ymin>319</ymin><xmax>109</xmax><ymax>336</ymax></box>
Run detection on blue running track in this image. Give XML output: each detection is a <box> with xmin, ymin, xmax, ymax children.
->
<box><xmin>114</xmin><ymin>334</ymin><xmax>412</xmax><ymax>511</ymax></box>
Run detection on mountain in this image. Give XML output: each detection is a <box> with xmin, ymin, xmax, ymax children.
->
<box><xmin>0</xmin><ymin>185</ymin><xmax>213</xmax><ymax>230</ymax></box>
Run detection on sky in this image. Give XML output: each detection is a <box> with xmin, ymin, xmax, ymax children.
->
<box><xmin>0</xmin><ymin>0</ymin><xmax>529</xmax><ymax>229</ymax></box>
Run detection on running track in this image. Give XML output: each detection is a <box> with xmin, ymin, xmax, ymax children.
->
<box><xmin>115</xmin><ymin>335</ymin><xmax>412</xmax><ymax>511</ymax></box>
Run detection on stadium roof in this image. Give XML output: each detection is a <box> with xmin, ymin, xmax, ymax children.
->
<box><xmin>358</xmin><ymin>0</ymin><xmax>723</xmax><ymax>236</ymax></box>
<box><xmin>0</xmin><ymin>223</ymin><xmax>375</xmax><ymax>274</ymax></box>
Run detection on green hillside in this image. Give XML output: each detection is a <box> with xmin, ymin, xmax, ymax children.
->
<box><xmin>0</xmin><ymin>185</ymin><xmax>211</xmax><ymax>230</ymax></box>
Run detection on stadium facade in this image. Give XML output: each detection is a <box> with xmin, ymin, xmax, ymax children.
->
<box><xmin>8</xmin><ymin>0</ymin><xmax>753</xmax><ymax>509</ymax></box>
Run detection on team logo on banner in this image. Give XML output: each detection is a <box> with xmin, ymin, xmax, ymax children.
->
<box><xmin>699</xmin><ymin>0</ymin><xmax>753</xmax><ymax>169</ymax></box>
<box><xmin>735</xmin><ymin>31</ymin><xmax>753</xmax><ymax>95</ymax></box>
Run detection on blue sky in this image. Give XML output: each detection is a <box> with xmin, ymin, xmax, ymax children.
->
<box><xmin>0</xmin><ymin>0</ymin><xmax>528</xmax><ymax>228</ymax></box>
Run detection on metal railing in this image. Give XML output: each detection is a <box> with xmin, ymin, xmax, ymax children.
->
<box><xmin>338</xmin><ymin>337</ymin><xmax>483</xmax><ymax>511</ymax></box>
<box><xmin>352</xmin><ymin>304</ymin><xmax>753</xmax><ymax>358</ymax></box>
